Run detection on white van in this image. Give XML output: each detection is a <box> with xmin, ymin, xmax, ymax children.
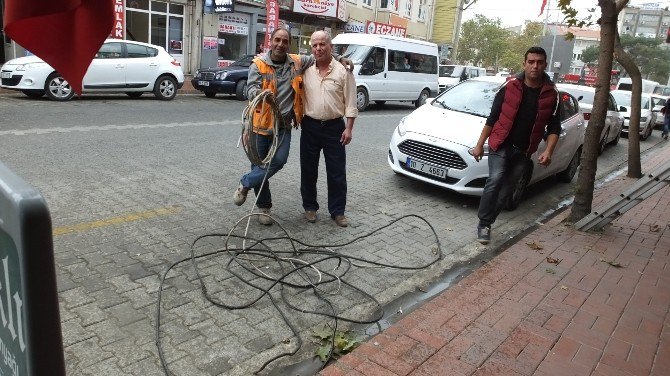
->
<box><xmin>438</xmin><ymin>65</ymin><xmax>487</xmax><ymax>92</ymax></box>
<box><xmin>331</xmin><ymin>33</ymin><xmax>439</xmax><ymax>111</ymax></box>
<box><xmin>616</xmin><ymin>77</ymin><xmax>659</xmax><ymax>94</ymax></box>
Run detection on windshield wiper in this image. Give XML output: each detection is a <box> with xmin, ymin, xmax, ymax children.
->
<box><xmin>434</xmin><ymin>101</ymin><xmax>451</xmax><ymax>110</ymax></box>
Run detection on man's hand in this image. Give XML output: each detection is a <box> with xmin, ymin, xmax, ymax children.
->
<box><xmin>340</xmin><ymin>128</ymin><xmax>353</xmax><ymax>145</ymax></box>
<box><xmin>538</xmin><ymin>151</ymin><xmax>552</xmax><ymax>166</ymax></box>
<box><xmin>471</xmin><ymin>145</ymin><xmax>484</xmax><ymax>162</ymax></box>
<box><xmin>340</xmin><ymin>57</ymin><xmax>354</xmax><ymax>72</ymax></box>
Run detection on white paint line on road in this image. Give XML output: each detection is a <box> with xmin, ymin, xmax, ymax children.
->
<box><xmin>0</xmin><ymin>113</ymin><xmax>406</xmax><ymax>136</ymax></box>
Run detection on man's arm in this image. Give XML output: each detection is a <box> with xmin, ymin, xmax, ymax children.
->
<box><xmin>538</xmin><ymin>134</ymin><xmax>559</xmax><ymax>166</ymax></box>
<box><xmin>472</xmin><ymin>88</ymin><xmax>505</xmax><ymax>162</ymax></box>
<box><xmin>246</xmin><ymin>61</ymin><xmax>262</xmax><ymax>99</ymax></box>
<box><xmin>341</xmin><ymin>71</ymin><xmax>358</xmax><ymax>145</ymax></box>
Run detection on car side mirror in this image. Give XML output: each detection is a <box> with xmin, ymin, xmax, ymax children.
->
<box><xmin>619</xmin><ymin>106</ymin><xmax>626</xmax><ymax>112</ymax></box>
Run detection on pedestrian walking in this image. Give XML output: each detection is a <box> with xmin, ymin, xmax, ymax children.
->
<box><xmin>471</xmin><ymin>46</ymin><xmax>561</xmax><ymax>244</ymax></box>
<box><xmin>661</xmin><ymin>97</ymin><xmax>670</xmax><ymax>140</ymax></box>
<box><xmin>300</xmin><ymin>30</ymin><xmax>358</xmax><ymax>227</ymax></box>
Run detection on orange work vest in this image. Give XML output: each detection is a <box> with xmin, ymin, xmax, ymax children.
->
<box><xmin>252</xmin><ymin>54</ymin><xmax>304</xmax><ymax>135</ymax></box>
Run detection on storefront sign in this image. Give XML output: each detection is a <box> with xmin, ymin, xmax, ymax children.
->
<box><xmin>218</xmin><ymin>59</ymin><xmax>236</xmax><ymax>67</ymax></box>
<box><xmin>203</xmin><ymin>37</ymin><xmax>218</xmax><ymax>50</ymax></box>
<box><xmin>218</xmin><ymin>13</ymin><xmax>250</xmax><ymax>35</ymax></box>
<box><xmin>205</xmin><ymin>0</ymin><xmax>235</xmax><ymax>13</ymax></box>
<box><xmin>345</xmin><ymin>22</ymin><xmax>365</xmax><ymax>33</ymax></box>
<box><xmin>293</xmin><ymin>0</ymin><xmax>337</xmax><ymax>18</ymax></box>
<box><xmin>337</xmin><ymin>0</ymin><xmax>347</xmax><ymax>21</ymax></box>
<box><xmin>365</xmin><ymin>20</ymin><xmax>407</xmax><ymax>38</ymax></box>
<box><xmin>111</xmin><ymin>0</ymin><xmax>124</xmax><ymax>39</ymax></box>
<box><xmin>264</xmin><ymin>1</ymin><xmax>279</xmax><ymax>51</ymax></box>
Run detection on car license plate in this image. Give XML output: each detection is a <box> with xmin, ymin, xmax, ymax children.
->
<box><xmin>1</xmin><ymin>72</ymin><xmax>10</xmax><ymax>79</ymax></box>
<box><xmin>406</xmin><ymin>157</ymin><xmax>447</xmax><ymax>179</ymax></box>
<box><xmin>198</xmin><ymin>80</ymin><xmax>209</xmax><ymax>86</ymax></box>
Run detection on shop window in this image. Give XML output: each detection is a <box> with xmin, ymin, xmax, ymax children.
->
<box><xmin>169</xmin><ymin>17</ymin><xmax>184</xmax><ymax>54</ymax></box>
<box><xmin>151</xmin><ymin>14</ymin><xmax>167</xmax><ymax>48</ymax></box>
<box><xmin>151</xmin><ymin>1</ymin><xmax>167</xmax><ymax>12</ymax></box>
<box><xmin>126</xmin><ymin>11</ymin><xmax>149</xmax><ymax>42</ymax></box>
<box><xmin>418</xmin><ymin>0</ymin><xmax>426</xmax><ymax>21</ymax></box>
<box><xmin>126</xmin><ymin>0</ymin><xmax>149</xmax><ymax>10</ymax></box>
<box><xmin>218</xmin><ymin>13</ymin><xmax>250</xmax><ymax>62</ymax></box>
<box><xmin>362</xmin><ymin>0</ymin><xmax>372</xmax><ymax>6</ymax></box>
<box><xmin>405</xmin><ymin>0</ymin><xmax>412</xmax><ymax>17</ymax></box>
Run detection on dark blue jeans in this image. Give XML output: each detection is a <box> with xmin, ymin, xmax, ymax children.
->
<box><xmin>239</xmin><ymin>128</ymin><xmax>291</xmax><ymax>209</ymax></box>
<box><xmin>477</xmin><ymin>144</ymin><xmax>530</xmax><ymax>228</ymax></box>
<box><xmin>663</xmin><ymin>114</ymin><xmax>670</xmax><ymax>136</ymax></box>
<box><xmin>300</xmin><ymin>116</ymin><xmax>347</xmax><ymax>218</ymax></box>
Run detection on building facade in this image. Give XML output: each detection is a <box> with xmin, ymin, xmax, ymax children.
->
<box><xmin>619</xmin><ymin>5</ymin><xmax>670</xmax><ymax>40</ymax></box>
<box><xmin>1</xmin><ymin>0</ymin><xmax>439</xmax><ymax>74</ymax></box>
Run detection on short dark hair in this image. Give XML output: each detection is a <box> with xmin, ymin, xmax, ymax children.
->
<box><xmin>271</xmin><ymin>27</ymin><xmax>291</xmax><ymax>41</ymax></box>
<box><xmin>524</xmin><ymin>46</ymin><xmax>547</xmax><ymax>61</ymax></box>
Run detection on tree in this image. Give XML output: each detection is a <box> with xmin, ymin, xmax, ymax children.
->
<box><xmin>616</xmin><ymin>35</ymin><xmax>670</xmax><ymax>82</ymax></box>
<box><xmin>456</xmin><ymin>15</ymin><xmax>510</xmax><ymax>68</ymax></box>
<box><xmin>566</xmin><ymin>0</ymin><xmax>644</xmax><ymax>222</ymax></box>
<box><xmin>580</xmin><ymin>45</ymin><xmax>600</xmax><ymax>65</ymax></box>
<box><xmin>499</xmin><ymin>22</ymin><xmax>544</xmax><ymax>73</ymax></box>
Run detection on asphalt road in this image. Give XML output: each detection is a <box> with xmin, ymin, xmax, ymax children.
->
<box><xmin>0</xmin><ymin>92</ymin><xmax>666</xmax><ymax>375</ymax></box>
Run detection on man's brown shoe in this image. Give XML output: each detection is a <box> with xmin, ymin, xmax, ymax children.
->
<box><xmin>333</xmin><ymin>215</ymin><xmax>348</xmax><ymax>227</ymax></box>
<box><xmin>304</xmin><ymin>211</ymin><xmax>317</xmax><ymax>223</ymax></box>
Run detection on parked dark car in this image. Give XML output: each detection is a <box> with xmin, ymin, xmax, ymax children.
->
<box><xmin>192</xmin><ymin>55</ymin><xmax>254</xmax><ymax>100</ymax></box>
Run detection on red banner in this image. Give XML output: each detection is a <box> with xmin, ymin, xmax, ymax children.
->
<box><xmin>264</xmin><ymin>0</ymin><xmax>279</xmax><ymax>51</ymax></box>
<box><xmin>110</xmin><ymin>0</ymin><xmax>126</xmax><ymax>39</ymax></box>
<box><xmin>4</xmin><ymin>0</ymin><xmax>115</xmax><ymax>95</ymax></box>
<box><xmin>111</xmin><ymin>0</ymin><xmax>124</xmax><ymax>39</ymax></box>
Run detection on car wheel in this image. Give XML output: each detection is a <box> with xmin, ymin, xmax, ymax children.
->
<box><xmin>153</xmin><ymin>75</ymin><xmax>177</xmax><ymax>100</ymax></box>
<box><xmin>204</xmin><ymin>91</ymin><xmax>216</xmax><ymax>98</ymax></box>
<box><xmin>375</xmin><ymin>100</ymin><xmax>386</xmax><ymax>105</ymax></box>
<box><xmin>44</xmin><ymin>73</ymin><xmax>75</xmax><ymax>101</ymax></box>
<box><xmin>557</xmin><ymin>148</ymin><xmax>581</xmax><ymax>183</ymax></box>
<box><xmin>640</xmin><ymin>123</ymin><xmax>652</xmax><ymax>140</ymax></box>
<box><xmin>126</xmin><ymin>92</ymin><xmax>143</xmax><ymax>98</ymax></box>
<box><xmin>415</xmin><ymin>89</ymin><xmax>430</xmax><ymax>108</ymax></box>
<box><xmin>610</xmin><ymin>127</ymin><xmax>621</xmax><ymax>145</ymax></box>
<box><xmin>598</xmin><ymin>129</ymin><xmax>608</xmax><ymax>155</ymax></box>
<box><xmin>356</xmin><ymin>87</ymin><xmax>369</xmax><ymax>112</ymax></box>
<box><xmin>505</xmin><ymin>170</ymin><xmax>531</xmax><ymax>211</ymax></box>
<box><xmin>235</xmin><ymin>80</ymin><xmax>247</xmax><ymax>101</ymax></box>
<box><xmin>21</xmin><ymin>90</ymin><xmax>45</xmax><ymax>98</ymax></box>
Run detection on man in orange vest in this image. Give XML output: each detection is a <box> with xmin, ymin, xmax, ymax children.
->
<box><xmin>233</xmin><ymin>27</ymin><xmax>350</xmax><ymax>225</ymax></box>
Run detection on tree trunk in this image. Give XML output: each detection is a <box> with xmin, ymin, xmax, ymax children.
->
<box><xmin>568</xmin><ymin>0</ymin><xmax>618</xmax><ymax>222</ymax></box>
<box><xmin>614</xmin><ymin>33</ymin><xmax>643</xmax><ymax>178</ymax></box>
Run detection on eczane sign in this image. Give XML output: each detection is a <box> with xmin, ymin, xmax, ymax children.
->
<box><xmin>365</xmin><ymin>21</ymin><xmax>407</xmax><ymax>38</ymax></box>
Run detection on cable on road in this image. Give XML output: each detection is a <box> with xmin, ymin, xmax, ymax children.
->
<box><xmin>155</xmin><ymin>90</ymin><xmax>443</xmax><ymax>375</ymax></box>
<box><xmin>155</xmin><ymin>214</ymin><xmax>442</xmax><ymax>375</ymax></box>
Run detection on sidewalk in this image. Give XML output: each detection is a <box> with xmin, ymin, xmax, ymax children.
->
<box><xmin>321</xmin><ymin>142</ymin><xmax>670</xmax><ymax>376</ymax></box>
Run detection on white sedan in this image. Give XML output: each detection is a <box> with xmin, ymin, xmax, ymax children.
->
<box><xmin>388</xmin><ymin>76</ymin><xmax>585</xmax><ymax>209</ymax></box>
<box><xmin>0</xmin><ymin>39</ymin><xmax>184</xmax><ymax>101</ymax></box>
<box><xmin>610</xmin><ymin>90</ymin><xmax>656</xmax><ymax>140</ymax></box>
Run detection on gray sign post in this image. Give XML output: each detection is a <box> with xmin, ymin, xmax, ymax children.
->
<box><xmin>0</xmin><ymin>162</ymin><xmax>65</xmax><ymax>376</ymax></box>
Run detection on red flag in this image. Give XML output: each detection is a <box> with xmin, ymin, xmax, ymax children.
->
<box><xmin>4</xmin><ymin>0</ymin><xmax>115</xmax><ymax>95</ymax></box>
<box><xmin>538</xmin><ymin>0</ymin><xmax>548</xmax><ymax>16</ymax></box>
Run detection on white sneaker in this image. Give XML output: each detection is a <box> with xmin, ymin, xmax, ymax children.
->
<box><xmin>233</xmin><ymin>183</ymin><xmax>249</xmax><ymax>206</ymax></box>
<box><xmin>258</xmin><ymin>207</ymin><xmax>273</xmax><ymax>226</ymax></box>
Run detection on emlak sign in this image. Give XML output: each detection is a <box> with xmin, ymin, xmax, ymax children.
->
<box><xmin>111</xmin><ymin>0</ymin><xmax>124</xmax><ymax>39</ymax></box>
<box><xmin>366</xmin><ymin>21</ymin><xmax>407</xmax><ymax>38</ymax></box>
<box><xmin>293</xmin><ymin>0</ymin><xmax>337</xmax><ymax>18</ymax></box>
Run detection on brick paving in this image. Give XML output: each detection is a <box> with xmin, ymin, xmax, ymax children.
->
<box><xmin>321</xmin><ymin>143</ymin><xmax>670</xmax><ymax>376</ymax></box>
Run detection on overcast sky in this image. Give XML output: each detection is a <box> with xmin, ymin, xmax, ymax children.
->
<box><xmin>462</xmin><ymin>0</ymin><xmax>669</xmax><ymax>28</ymax></box>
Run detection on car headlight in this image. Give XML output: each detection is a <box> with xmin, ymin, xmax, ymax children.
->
<box><xmin>467</xmin><ymin>144</ymin><xmax>490</xmax><ymax>158</ymax></box>
<box><xmin>215</xmin><ymin>72</ymin><xmax>228</xmax><ymax>80</ymax></box>
<box><xmin>396</xmin><ymin>116</ymin><xmax>408</xmax><ymax>136</ymax></box>
<box><xmin>15</xmin><ymin>62</ymin><xmax>46</xmax><ymax>71</ymax></box>
<box><xmin>194</xmin><ymin>69</ymin><xmax>200</xmax><ymax>77</ymax></box>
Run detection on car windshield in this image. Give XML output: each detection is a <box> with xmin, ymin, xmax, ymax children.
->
<box><xmin>432</xmin><ymin>80</ymin><xmax>501</xmax><ymax>117</ymax></box>
<box><xmin>564</xmin><ymin>88</ymin><xmax>595</xmax><ymax>105</ymax></box>
<box><xmin>332</xmin><ymin>44</ymin><xmax>373</xmax><ymax>64</ymax></box>
<box><xmin>439</xmin><ymin>65</ymin><xmax>463</xmax><ymax>78</ymax></box>
<box><xmin>231</xmin><ymin>55</ymin><xmax>254</xmax><ymax>67</ymax></box>
<box><xmin>611</xmin><ymin>91</ymin><xmax>650</xmax><ymax>109</ymax></box>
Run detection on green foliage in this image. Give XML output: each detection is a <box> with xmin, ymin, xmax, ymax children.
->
<box><xmin>457</xmin><ymin>16</ymin><xmax>542</xmax><ymax>73</ymax></box>
<box><xmin>580</xmin><ymin>45</ymin><xmax>600</xmax><ymax>65</ymax></box>
<box><xmin>312</xmin><ymin>325</ymin><xmax>362</xmax><ymax>362</ymax></box>
<box><xmin>616</xmin><ymin>35</ymin><xmax>670</xmax><ymax>82</ymax></box>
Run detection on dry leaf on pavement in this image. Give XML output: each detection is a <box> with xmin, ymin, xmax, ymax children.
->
<box><xmin>526</xmin><ymin>241</ymin><xmax>543</xmax><ymax>250</ymax></box>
